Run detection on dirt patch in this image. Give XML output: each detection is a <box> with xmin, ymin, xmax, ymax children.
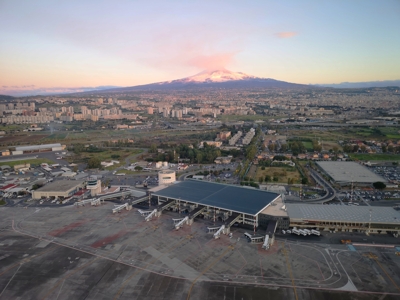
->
<box><xmin>0</xmin><ymin>134</ymin><xmax>48</xmax><ymax>146</ymax></box>
<box><xmin>48</xmin><ymin>220</ymin><xmax>88</xmax><ymax>237</ymax></box>
<box><xmin>255</xmin><ymin>166</ymin><xmax>301</xmax><ymax>184</ymax></box>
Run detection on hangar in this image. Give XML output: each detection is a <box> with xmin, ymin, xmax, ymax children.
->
<box><xmin>152</xmin><ymin>180</ymin><xmax>281</xmax><ymax>230</ymax></box>
<box><xmin>316</xmin><ymin>161</ymin><xmax>386</xmax><ymax>185</ymax></box>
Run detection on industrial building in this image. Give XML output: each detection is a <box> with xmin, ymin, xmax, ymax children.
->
<box><xmin>152</xmin><ymin>180</ymin><xmax>281</xmax><ymax>230</ymax></box>
<box><xmin>316</xmin><ymin>161</ymin><xmax>386</xmax><ymax>185</ymax></box>
<box><xmin>32</xmin><ymin>180</ymin><xmax>84</xmax><ymax>199</ymax></box>
<box><xmin>11</xmin><ymin>143</ymin><xmax>65</xmax><ymax>155</ymax></box>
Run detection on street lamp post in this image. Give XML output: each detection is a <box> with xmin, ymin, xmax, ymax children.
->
<box><xmin>369</xmin><ymin>209</ymin><xmax>372</xmax><ymax>234</ymax></box>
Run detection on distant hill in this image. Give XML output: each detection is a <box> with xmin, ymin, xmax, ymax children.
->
<box><xmin>0</xmin><ymin>94</ymin><xmax>15</xmax><ymax>101</ymax></box>
<box><xmin>88</xmin><ymin>69</ymin><xmax>310</xmax><ymax>94</ymax></box>
<box><xmin>317</xmin><ymin>80</ymin><xmax>400</xmax><ymax>89</ymax></box>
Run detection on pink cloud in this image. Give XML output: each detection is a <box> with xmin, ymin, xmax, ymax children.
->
<box><xmin>185</xmin><ymin>53</ymin><xmax>237</xmax><ymax>71</ymax></box>
<box><xmin>275</xmin><ymin>31</ymin><xmax>298</xmax><ymax>38</ymax></box>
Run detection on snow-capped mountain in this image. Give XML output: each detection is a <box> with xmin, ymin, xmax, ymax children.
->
<box><xmin>78</xmin><ymin>69</ymin><xmax>309</xmax><ymax>94</ymax></box>
<box><xmin>165</xmin><ymin>69</ymin><xmax>257</xmax><ymax>84</ymax></box>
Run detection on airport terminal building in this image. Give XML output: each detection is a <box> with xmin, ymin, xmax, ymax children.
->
<box><xmin>152</xmin><ymin>180</ymin><xmax>282</xmax><ymax>229</ymax></box>
<box><xmin>152</xmin><ymin>180</ymin><xmax>400</xmax><ymax>236</ymax></box>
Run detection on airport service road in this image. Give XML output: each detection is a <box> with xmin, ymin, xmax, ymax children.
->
<box><xmin>0</xmin><ymin>205</ymin><xmax>400</xmax><ymax>300</ymax></box>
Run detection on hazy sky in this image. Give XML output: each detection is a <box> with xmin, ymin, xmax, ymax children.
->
<box><xmin>1</xmin><ymin>0</ymin><xmax>399</xmax><ymax>95</ymax></box>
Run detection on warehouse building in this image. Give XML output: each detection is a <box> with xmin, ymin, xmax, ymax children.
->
<box><xmin>32</xmin><ymin>180</ymin><xmax>84</xmax><ymax>199</ymax></box>
<box><xmin>12</xmin><ymin>143</ymin><xmax>65</xmax><ymax>155</ymax></box>
<box><xmin>316</xmin><ymin>161</ymin><xmax>386</xmax><ymax>186</ymax></box>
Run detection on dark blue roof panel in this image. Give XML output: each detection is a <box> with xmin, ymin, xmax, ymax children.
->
<box><xmin>153</xmin><ymin>180</ymin><xmax>279</xmax><ymax>215</ymax></box>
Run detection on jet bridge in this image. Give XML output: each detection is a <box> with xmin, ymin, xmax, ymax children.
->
<box><xmin>145</xmin><ymin>209</ymin><xmax>158</xmax><ymax>221</ymax></box>
<box><xmin>262</xmin><ymin>235</ymin><xmax>270</xmax><ymax>250</ymax></box>
<box><xmin>91</xmin><ymin>198</ymin><xmax>102</xmax><ymax>206</ymax></box>
<box><xmin>157</xmin><ymin>199</ymin><xmax>175</xmax><ymax>211</ymax></box>
<box><xmin>74</xmin><ymin>199</ymin><xmax>94</xmax><ymax>207</ymax></box>
<box><xmin>74</xmin><ymin>198</ymin><xmax>104</xmax><ymax>207</ymax></box>
<box><xmin>130</xmin><ymin>195</ymin><xmax>149</xmax><ymax>206</ymax></box>
<box><xmin>138</xmin><ymin>209</ymin><xmax>153</xmax><ymax>217</ymax></box>
<box><xmin>213</xmin><ymin>225</ymin><xmax>226</xmax><ymax>239</ymax></box>
<box><xmin>99</xmin><ymin>190</ymin><xmax>133</xmax><ymax>201</ymax></box>
<box><xmin>112</xmin><ymin>203</ymin><xmax>129</xmax><ymax>214</ymax></box>
<box><xmin>189</xmin><ymin>205</ymin><xmax>206</xmax><ymax>220</ymax></box>
<box><xmin>207</xmin><ymin>226</ymin><xmax>221</xmax><ymax>234</ymax></box>
<box><xmin>173</xmin><ymin>216</ymin><xmax>189</xmax><ymax>229</ymax></box>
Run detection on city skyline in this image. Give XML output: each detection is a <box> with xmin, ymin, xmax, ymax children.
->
<box><xmin>1</xmin><ymin>0</ymin><xmax>400</xmax><ymax>96</ymax></box>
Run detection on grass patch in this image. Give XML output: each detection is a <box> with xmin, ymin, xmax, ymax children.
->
<box><xmin>255</xmin><ymin>166</ymin><xmax>301</xmax><ymax>184</ymax></box>
<box><xmin>302</xmin><ymin>141</ymin><xmax>313</xmax><ymax>151</ymax></box>
<box><xmin>79</xmin><ymin>148</ymin><xmax>142</xmax><ymax>163</ymax></box>
<box><xmin>349</xmin><ymin>153</ymin><xmax>400</xmax><ymax>161</ymax></box>
<box><xmin>0</xmin><ymin>199</ymin><xmax>6</xmax><ymax>206</ymax></box>
<box><xmin>47</xmin><ymin>133</ymin><xmax>68</xmax><ymax>140</ymax></box>
<box><xmin>0</xmin><ymin>158</ymin><xmax>53</xmax><ymax>167</ymax></box>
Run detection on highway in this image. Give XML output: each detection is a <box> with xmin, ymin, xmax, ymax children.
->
<box><xmin>286</xmin><ymin>168</ymin><xmax>336</xmax><ymax>204</ymax></box>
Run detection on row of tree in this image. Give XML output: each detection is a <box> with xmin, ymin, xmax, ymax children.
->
<box><xmin>342</xmin><ymin>143</ymin><xmax>400</xmax><ymax>153</ymax></box>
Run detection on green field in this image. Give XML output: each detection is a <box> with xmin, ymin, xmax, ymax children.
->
<box><xmin>74</xmin><ymin>148</ymin><xmax>143</xmax><ymax>166</ymax></box>
<box><xmin>349</xmin><ymin>153</ymin><xmax>400</xmax><ymax>161</ymax></box>
<box><xmin>0</xmin><ymin>158</ymin><xmax>54</xmax><ymax>167</ymax></box>
<box><xmin>47</xmin><ymin>133</ymin><xmax>68</xmax><ymax>140</ymax></box>
<box><xmin>301</xmin><ymin>141</ymin><xmax>313</xmax><ymax>151</ymax></box>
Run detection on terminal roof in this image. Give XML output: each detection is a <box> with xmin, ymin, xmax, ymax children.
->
<box><xmin>153</xmin><ymin>180</ymin><xmax>280</xmax><ymax>215</ymax></box>
<box><xmin>37</xmin><ymin>180</ymin><xmax>83</xmax><ymax>192</ymax></box>
<box><xmin>286</xmin><ymin>204</ymin><xmax>400</xmax><ymax>224</ymax></box>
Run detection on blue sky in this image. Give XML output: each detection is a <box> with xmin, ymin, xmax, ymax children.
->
<box><xmin>0</xmin><ymin>0</ymin><xmax>399</xmax><ymax>95</ymax></box>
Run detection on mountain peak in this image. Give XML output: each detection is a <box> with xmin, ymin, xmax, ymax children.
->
<box><xmin>166</xmin><ymin>69</ymin><xmax>258</xmax><ymax>84</ymax></box>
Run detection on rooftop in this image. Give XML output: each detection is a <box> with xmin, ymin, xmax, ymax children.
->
<box><xmin>316</xmin><ymin>161</ymin><xmax>386</xmax><ymax>183</ymax></box>
<box><xmin>286</xmin><ymin>204</ymin><xmax>400</xmax><ymax>224</ymax></box>
<box><xmin>15</xmin><ymin>143</ymin><xmax>61</xmax><ymax>151</ymax></box>
<box><xmin>153</xmin><ymin>180</ymin><xmax>280</xmax><ymax>215</ymax></box>
<box><xmin>36</xmin><ymin>180</ymin><xmax>83</xmax><ymax>192</ymax></box>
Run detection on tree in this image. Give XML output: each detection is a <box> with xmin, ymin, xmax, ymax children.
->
<box><xmin>301</xmin><ymin>177</ymin><xmax>308</xmax><ymax>184</ymax></box>
<box><xmin>258</xmin><ymin>176</ymin><xmax>264</xmax><ymax>184</ymax></box>
<box><xmin>382</xmin><ymin>145</ymin><xmax>387</xmax><ymax>153</ymax></box>
<box><xmin>149</xmin><ymin>144</ymin><xmax>158</xmax><ymax>153</ymax></box>
<box><xmin>343</xmin><ymin>144</ymin><xmax>353</xmax><ymax>153</ymax></box>
<box><xmin>268</xmin><ymin>143</ymin><xmax>275</xmax><ymax>152</ymax></box>
<box><xmin>265</xmin><ymin>175</ymin><xmax>271</xmax><ymax>182</ymax></box>
<box><xmin>373</xmin><ymin>182</ymin><xmax>386</xmax><ymax>190</ymax></box>
<box><xmin>196</xmin><ymin>153</ymin><xmax>203</xmax><ymax>164</ymax></box>
<box><xmin>134</xmin><ymin>166</ymin><xmax>143</xmax><ymax>171</ymax></box>
<box><xmin>360</xmin><ymin>145</ymin><xmax>366</xmax><ymax>153</ymax></box>
<box><xmin>87</xmin><ymin>157</ymin><xmax>101</xmax><ymax>169</ymax></box>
